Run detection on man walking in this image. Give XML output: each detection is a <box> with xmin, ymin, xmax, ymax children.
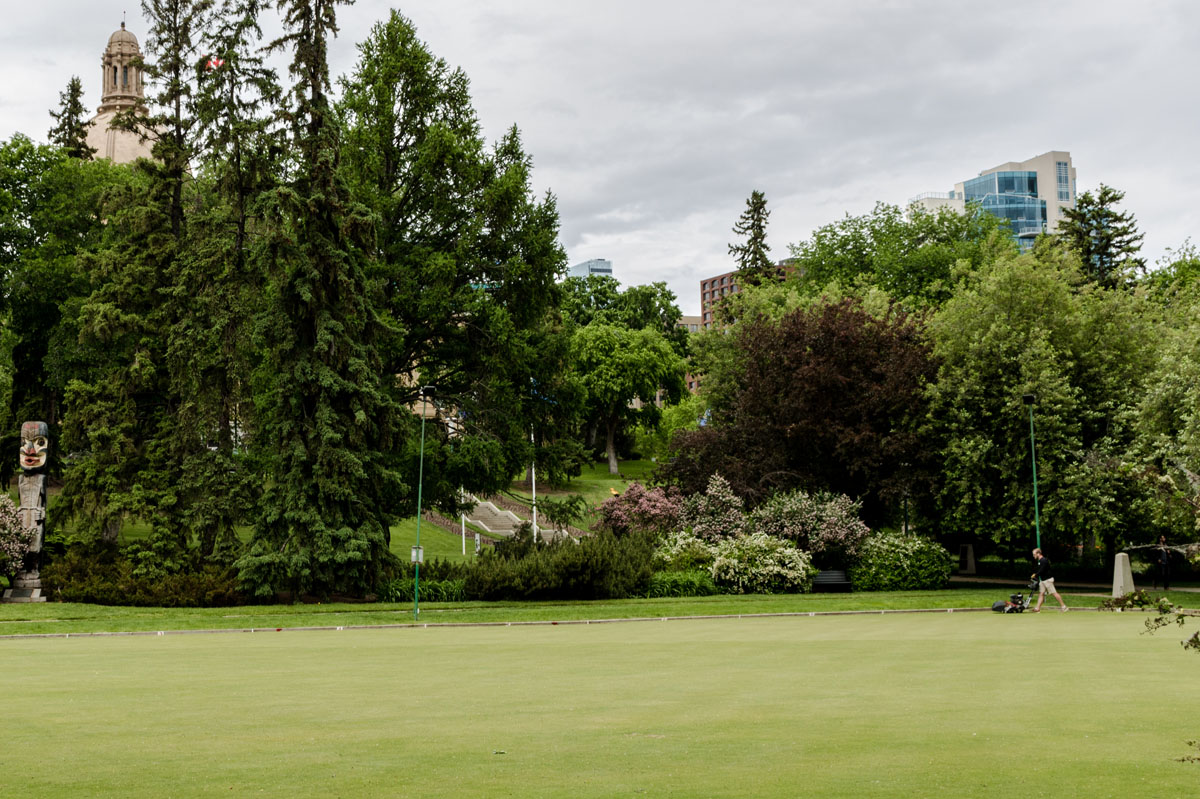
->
<box><xmin>1155</xmin><ymin>535</ymin><xmax>1171</xmax><ymax>591</ymax></box>
<box><xmin>1031</xmin><ymin>548</ymin><xmax>1067</xmax><ymax>612</ymax></box>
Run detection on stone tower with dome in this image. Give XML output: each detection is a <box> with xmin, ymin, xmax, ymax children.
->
<box><xmin>85</xmin><ymin>22</ymin><xmax>155</xmax><ymax>163</ymax></box>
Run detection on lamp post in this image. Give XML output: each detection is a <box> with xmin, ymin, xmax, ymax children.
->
<box><xmin>413</xmin><ymin>385</ymin><xmax>435</xmax><ymax>620</ymax></box>
<box><xmin>1022</xmin><ymin>393</ymin><xmax>1041</xmax><ymax>551</ymax></box>
<box><xmin>530</xmin><ymin>426</ymin><xmax>538</xmax><ymax>543</ymax></box>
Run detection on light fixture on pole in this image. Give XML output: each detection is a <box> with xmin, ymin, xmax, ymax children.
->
<box><xmin>413</xmin><ymin>385</ymin><xmax>435</xmax><ymax>620</ymax></box>
<box><xmin>1022</xmin><ymin>393</ymin><xmax>1041</xmax><ymax>551</ymax></box>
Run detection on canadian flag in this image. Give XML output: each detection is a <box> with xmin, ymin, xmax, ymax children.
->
<box><xmin>206</xmin><ymin>56</ymin><xmax>226</xmax><ymax>70</ymax></box>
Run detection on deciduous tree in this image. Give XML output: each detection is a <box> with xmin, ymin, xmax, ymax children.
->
<box><xmin>927</xmin><ymin>242</ymin><xmax>1158</xmax><ymax>562</ymax></box>
<box><xmin>788</xmin><ymin>202</ymin><xmax>1011</xmax><ymax>305</ymax></box>
<box><xmin>664</xmin><ymin>297</ymin><xmax>937</xmax><ymax>524</ymax></box>
<box><xmin>572</xmin><ymin>323</ymin><xmax>685</xmax><ymax>474</ymax></box>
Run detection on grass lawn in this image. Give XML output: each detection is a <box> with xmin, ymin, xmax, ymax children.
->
<box><xmin>54</xmin><ymin>514</ymin><xmax>475</xmax><ymax>561</ymax></box>
<box><xmin>388</xmin><ymin>516</ymin><xmax>475</xmax><ymax>563</ymax></box>
<box><xmin>3</xmin><ymin>611</ymin><xmax>1199</xmax><ymax>797</ymax></box>
<box><xmin>2</xmin><ymin>587</ymin><xmax>1197</xmax><ymax>637</ymax></box>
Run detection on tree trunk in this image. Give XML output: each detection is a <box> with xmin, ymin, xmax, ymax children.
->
<box><xmin>102</xmin><ymin>517</ymin><xmax>121</xmax><ymax>543</ymax></box>
<box><xmin>606</xmin><ymin>417</ymin><xmax>619</xmax><ymax>475</ymax></box>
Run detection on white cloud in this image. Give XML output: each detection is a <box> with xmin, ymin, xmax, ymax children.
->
<box><xmin>3</xmin><ymin>1</ymin><xmax>1196</xmax><ymax>313</ymax></box>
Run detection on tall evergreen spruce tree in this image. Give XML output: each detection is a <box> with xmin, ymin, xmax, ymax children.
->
<box><xmin>236</xmin><ymin>0</ymin><xmax>401</xmax><ymax>597</ymax></box>
<box><xmin>47</xmin><ymin>76</ymin><xmax>96</xmax><ymax>159</ymax></box>
<box><xmin>1058</xmin><ymin>184</ymin><xmax>1145</xmax><ymax>289</ymax></box>
<box><xmin>728</xmin><ymin>189</ymin><xmax>775</xmax><ymax>285</ymax></box>
<box><xmin>195</xmin><ymin>0</ymin><xmax>281</xmax><ymax>265</ymax></box>
<box><xmin>139</xmin><ymin>0</ymin><xmax>214</xmax><ymax>236</ymax></box>
<box><xmin>59</xmin><ymin>0</ymin><xmax>215</xmax><ymax>548</ymax></box>
<box><xmin>61</xmin><ymin>168</ymin><xmax>179</xmax><ymax>542</ymax></box>
<box><xmin>337</xmin><ymin>10</ymin><xmax>571</xmax><ymax>510</ymax></box>
<box><xmin>169</xmin><ymin>0</ymin><xmax>282</xmax><ymax>558</ymax></box>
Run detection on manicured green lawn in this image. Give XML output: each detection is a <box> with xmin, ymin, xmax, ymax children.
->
<box><xmin>2</xmin><ymin>587</ymin><xmax>1196</xmax><ymax>637</ymax></box>
<box><xmin>388</xmin><ymin>516</ymin><xmax>475</xmax><ymax>562</ymax></box>
<box><xmin>3</xmin><ymin>611</ymin><xmax>1198</xmax><ymax>797</ymax></box>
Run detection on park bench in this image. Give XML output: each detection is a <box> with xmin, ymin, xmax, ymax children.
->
<box><xmin>812</xmin><ymin>569</ymin><xmax>852</xmax><ymax>593</ymax></box>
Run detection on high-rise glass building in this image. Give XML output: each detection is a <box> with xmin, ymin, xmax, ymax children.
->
<box><xmin>911</xmin><ymin>150</ymin><xmax>1076</xmax><ymax>248</ymax></box>
<box><xmin>567</xmin><ymin>258</ymin><xmax>614</xmax><ymax>278</ymax></box>
<box><xmin>961</xmin><ymin>171</ymin><xmax>1047</xmax><ymax>242</ymax></box>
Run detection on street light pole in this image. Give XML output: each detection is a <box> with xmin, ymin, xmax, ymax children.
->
<box><xmin>414</xmin><ymin>385</ymin><xmax>435</xmax><ymax>620</ymax></box>
<box><xmin>530</xmin><ymin>426</ymin><xmax>538</xmax><ymax>543</ymax></box>
<box><xmin>1023</xmin><ymin>393</ymin><xmax>1042</xmax><ymax>551</ymax></box>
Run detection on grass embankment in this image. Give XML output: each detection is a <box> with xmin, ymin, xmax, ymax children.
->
<box><xmin>112</xmin><ymin>517</ymin><xmax>477</xmax><ymax>562</ymax></box>
<box><xmin>508</xmin><ymin>459</ymin><xmax>658</xmax><ymax>528</ymax></box>
<box><xmin>2</xmin><ymin>588</ymin><xmax>1196</xmax><ymax>637</ymax></box>
<box><xmin>4</xmin><ymin>612</ymin><xmax>1199</xmax><ymax>797</ymax></box>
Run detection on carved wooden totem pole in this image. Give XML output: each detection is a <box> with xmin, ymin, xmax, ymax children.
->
<box><xmin>5</xmin><ymin>421</ymin><xmax>49</xmax><ymax>602</ymax></box>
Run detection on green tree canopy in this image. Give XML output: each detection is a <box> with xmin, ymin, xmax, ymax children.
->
<box><xmin>0</xmin><ymin>136</ymin><xmax>131</xmax><ymax>488</ymax></box>
<box><xmin>561</xmin><ymin>275</ymin><xmax>688</xmax><ymax>357</ymax></box>
<box><xmin>927</xmin><ymin>241</ymin><xmax>1159</xmax><ymax>562</ymax></box>
<box><xmin>1133</xmin><ymin>287</ymin><xmax>1200</xmax><ymax>532</ymax></box>
<box><xmin>234</xmin><ymin>0</ymin><xmax>403</xmax><ymax>598</ymax></box>
<box><xmin>337</xmin><ymin>9</ymin><xmax>574</xmax><ymax>503</ymax></box>
<box><xmin>572</xmin><ymin>323</ymin><xmax>686</xmax><ymax>474</ymax></box>
<box><xmin>788</xmin><ymin>201</ymin><xmax>1012</xmax><ymax>306</ymax></box>
<box><xmin>664</xmin><ymin>297</ymin><xmax>938</xmax><ymax>524</ymax></box>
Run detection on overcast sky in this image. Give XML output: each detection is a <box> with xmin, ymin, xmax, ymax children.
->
<box><xmin>4</xmin><ymin>1</ymin><xmax>1198</xmax><ymax>315</ymax></box>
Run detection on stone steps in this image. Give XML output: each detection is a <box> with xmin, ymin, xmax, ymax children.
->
<box><xmin>464</xmin><ymin>499</ymin><xmax>524</xmax><ymax>537</ymax></box>
<box><xmin>463</xmin><ymin>496</ymin><xmax>572</xmax><ymax>542</ymax></box>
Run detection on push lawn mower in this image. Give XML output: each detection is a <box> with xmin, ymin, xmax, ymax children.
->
<box><xmin>991</xmin><ymin>580</ymin><xmax>1038</xmax><ymax>613</ymax></box>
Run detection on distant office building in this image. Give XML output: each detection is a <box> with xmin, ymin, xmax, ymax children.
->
<box><xmin>700</xmin><ymin>270</ymin><xmax>740</xmax><ymax>329</ymax></box>
<box><xmin>567</xmin><ymin>258</ymin><xmax>614</xmax><ymax>278</ymax></box>
<box><xmin>911</xmin><ymin>150</ymin><xmax>1076</xmax><ymax>247</ymax></box>
<box><xmin>677</xmin><ymin>315</ymin><xmax>702</xmax><ymax>392</ymax></box>
<box><xmin>699</xmin><ymin>262</ymin><xmax>796</xmax><ymax>329</ymax></box>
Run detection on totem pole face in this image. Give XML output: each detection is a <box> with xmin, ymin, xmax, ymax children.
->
<box><xmin>19</xmin><ymin>421</ymin><xmax>49</xmax><ymax>473</ymax></box>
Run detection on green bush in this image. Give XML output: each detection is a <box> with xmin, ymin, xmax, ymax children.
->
<box><xmin>42</xmin><ymin>539</ymin><xmax>243</xmax><ymax>606</ymax></box>
<box><xmin>848</xmin><ymin>532</ymin><xmax>952</xmax><ymax>591</ymax></box>
<box><xmin>645</xmin><ymin>569</ymin><xmax>718</xmax><ymax>598</ymax></box>
<box><xmin>652</xmin><ymin>530</ymin><xmax>716</xmax><ymax>572</ymax></box>
<box><xmin>379</xmin><ymin>577</ymin><xmax>467</xmax><ymax>603</ymax></box>
<box><xmin>711</xmin><ymin>533</ymin><xmax>815</xmax><ymax>595</ymax></box>
<box><xmin>464</xmin><ymin>530</ymin><xmax>653</xmax><ymax>601</ymax></box>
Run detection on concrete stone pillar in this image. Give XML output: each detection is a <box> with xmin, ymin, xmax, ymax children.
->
<box><xmin>958</xmin><ymin>544</ymin><xmax>976</xmax><ymax>575</ymax></box>
<box><xmin>1112</xmin><ymin>552</ymin><xmax>1135</xmax><ymax>597</ymax></box>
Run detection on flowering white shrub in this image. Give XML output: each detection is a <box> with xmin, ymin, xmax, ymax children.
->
<box><xmin>711</xmin><ymin>533</ymin><xmax>815</xmax><ymax>594</ymax></box>
<box><xmin>652</xmin><ymin>530</ymin><xmax>716</xmax><ymax>572</ymax></box>
<box><xmin>682</xmin><ymin>473</ymin><xmax>746</xmax><ymax>541</ymax></box>
<box><xmin>747</xmin><ymin>489</ymin><xmax>870</xmax><ymax>565</ymax></box>
<box><xmin>0</xmin><ymin>495</ymin><xmax>33</xmax><ymax>577</ymax></box>
<box><xmin>848</xmin><ymin>532</ymin><xmax>952</xmax><ymax>591</ymax></box>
